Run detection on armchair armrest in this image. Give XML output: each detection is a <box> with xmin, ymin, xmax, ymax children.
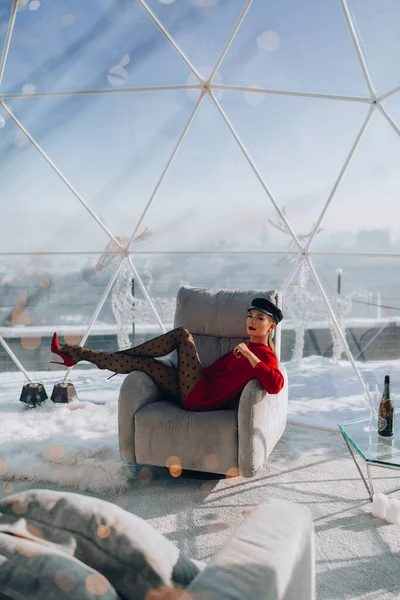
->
<box><xmin>238</xmin><ymin>364</ymin><xmax>288</xmax><ymax>477</ymax></box>
<box><xmin>118</xmin><ymin>371</ymin><xmax>163</xmax><ymax>463</ymax></box>
<box><xmin>187</xmin><ymin>500</ymin><xmax>315</xmax><ymax>600</ymax></box>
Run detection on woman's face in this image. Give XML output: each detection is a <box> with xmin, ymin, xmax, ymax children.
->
<box><xmin>246</xmin><ymin>309</ymin><xmax>275</xmax><ymax>337</ymax></box>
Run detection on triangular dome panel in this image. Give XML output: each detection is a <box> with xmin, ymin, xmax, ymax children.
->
<box><xmin>383</xmin><ymin>92</ymin><xmax>400</xmax><ymax>130</ymax></box>
<box><xmin>1</xmin><ymin>0</ymin><xmax>193</xmax><ymax>94</ymax></box>
<box><xmin>143</xmin><ymin>0</ymin><xmax>248</xmax><ymax>79</ymax></box>
<box><xmin>0</xmin><ymin>1</ymin><xmax>13</xmax><ymax>77</ymax></box>
<box><xmin>0</xmin><ymin>104</ymin><xmax>112</xmax><ymax>253</ymax></box>
<box><xmin>311</xmin><ymin>108</ymin><xmax>400</xmax><ymax>253</ymax></box>
<box><xmin>0</xmin><ymin>254</ymin><xmax>115</xmax><ymax>373</ymax></box>
<box><xmin>134</xmin><ymin>94</ymin><xmax>299</xmax><ymax>253</ymax></box>
<box><xmin>218</xmin><ymin>0</ymin><xmax>369</xmax><ymax>96</ymax></box>
<box><xmin>347</xmin><ymin>0</ymin><xmax>400</xmax><ymax>96</ymax></box>
<box><xmin>6</xmin><ymin>90</ymin><xmax>200</xmax><ymax>244</ymax></box>
<box><xmin>219</xmin><ymin>91</ymin><xmax>369</xmax><ymax>245</ymax></box>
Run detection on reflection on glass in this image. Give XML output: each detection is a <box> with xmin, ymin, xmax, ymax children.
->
<box><xmin>311</xmin><ymin>109</ymin><xmax>400</xmax><ymax>253</ymax></box>
<box><xmin>219</xmin><ymin>0</ymin><xmax>369</xmax><ymax>96</ymax></box>
<box><xmin>2</xmin><ymin>0</ymin><xmax>191</xmax><ymax>93</ymax></box>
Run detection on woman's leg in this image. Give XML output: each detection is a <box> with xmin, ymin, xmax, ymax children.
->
<box><xmin>57</xmin><ymin>327</ymin><xmax>203</xmax><ymax>402</ymax></box>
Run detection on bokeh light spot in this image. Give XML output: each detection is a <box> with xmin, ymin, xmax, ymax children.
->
<box><xmin>203</xmin><ymin>454</ymin><xmax>219</xmax><ymax>471</ymax></box>
<box><xmin>244</xmin><ymin>85</ymin><xmax>266</xmax><ymax>106</ymax></box>
<box><xmin>225</xmin><ymin>467</ymin><xmax>242</xmax><ymax>479</ymax></box>
<box><xmin>14</xmin><ymin>130</ymin><xmax>29</xmax><ymax>148</ymax></box>
<box><xmin>29</xmin><ymin>0</ymin><xmax>41</xmax><ymax>10</ymax></box>
<box><xmin>48</xmin><ymin>445</ymin><xmax>65</xmax><ymax>461</ymax></box>
<box><xmin>62</xmin><ymin>13</ymin><xmax>76</xmax><ymax>26</ymax></box>
<box><xmin>0</xmin><ymin>459</ymin><xmax>7</xmax><ymax>475</ymax></box>
<box><xmin>257</xmin><ymin>30</ymin><xmax>281</xmax><ymax>52</ymax></box>
<box><xmin>22</xmin><ymin>83</ymin><xmax>36</xmax><ymax>94</ymax></box>
<box><xmin>12</xmin><ymin>308</ymin><xmax>33</xmax><ymax>325</ymax></box>
<box><xmin>113</xmin><ymin>518</ymin><xmax>125</xmax><ymax>533</ymax></box>
<box><xmin>3</xmin><ymin>482</ymin><xmax>13</xmax><ymax>494</ymax></box>
<box><xmin>16</xmin><ymin>542</ymin><xmax>39</xmax><ymax>556</ymax></box>
<box><xmin>165</xmin><ymin>455</ymin><xmax>181</xmax><ymax>468</ymax></box>
<box><xmin>54</xmin><ymin>570</ymin><xmax>77</xmax><ymax>592</ymax></box>
<box><xmin>169</xmin><ymin>464</ymin><xmax>182</xmax><ymax>478</ymax></box>
<box><xmin>97</xmin><ymin>524</ymin><xmax>111</xmax><ymax>539</ymax></box>
<box><xmin>39</xmin><ymin>277</ymin><xmax>51</xmax><ymax>288</ymax></box>
<box><xmin>12</xmin><ymin>499</ymin><xmax>28</xmax><ymax>515</ymax></box>
<box><xmin>21</xmin><ymin>336</ymin><xmax>42</xmax><ymax>351</ymax></box>
<box><xmin>64</xmin><ymin>333</ymin><xmax>82</xmax><ymax>345</ymax></box>
<box><xmin>26</xmin><ymin>523</ymin><xmax>43</xmax><ymax>539</ymax></box>
<box><xmin>146</xmin><ymin>586</ymin><xmax>192</xmax><ymax>599</ymax></box>
<box><xmin>85</xmin><ymin>573</ymin><xmax>110</xmax><ymax>595</ymax></box>
<box><xmin>13</xmin><ymin>295</ymin><xmax>27</xmax><ymax>308</ymax></box>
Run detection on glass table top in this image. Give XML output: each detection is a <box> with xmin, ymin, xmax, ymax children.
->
<box><xmin>339</xmin><ymin>416</ymin><xmax>400</xmax><ymax>467</ymax></box>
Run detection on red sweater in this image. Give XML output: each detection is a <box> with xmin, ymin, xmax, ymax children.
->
<box><xmin>184</xmin><ymin>342</ymin><xmax>284</xmax><ymax>412</ymax></box>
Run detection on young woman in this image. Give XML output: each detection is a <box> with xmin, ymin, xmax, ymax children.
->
<box><xmin>50</xmin><ymin>297</ymin><xmax>284</xmax><ymax>411</ymax></box>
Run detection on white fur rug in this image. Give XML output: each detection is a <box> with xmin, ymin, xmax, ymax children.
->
<box><xmin>0</xmin><ymin>395</ymin><xmax>132</xmax><ymax>493</ymax></box>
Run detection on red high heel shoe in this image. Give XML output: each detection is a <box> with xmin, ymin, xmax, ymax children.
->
<box><xmin>50</xmin><ymin>333</ymin><xmax>77</xmax><ymax>368</ymax></box>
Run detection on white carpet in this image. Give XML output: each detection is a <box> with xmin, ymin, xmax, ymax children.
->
<box><xmin>0</xmin><ymin>391</ymin><xmax>131</xmax><ymax>493</ymax></box>
<box><xmin>2</xmin><ymin>422</ymin><xmax>400</xmax><ymax>599</ymax></box>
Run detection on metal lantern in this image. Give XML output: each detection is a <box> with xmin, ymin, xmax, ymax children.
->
<box><xmin>19</xmin><ymin>381</ymin><xmax>48</xmax><ymax>408</ymax></box>
<box><xmin>51</xmin><ymin>381</ymin><xmax>78</xmax><ymax>404</ymax></box>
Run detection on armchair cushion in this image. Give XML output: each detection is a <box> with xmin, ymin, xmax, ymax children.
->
<box><xmin>0</xmin><ymin>489</ymin><xmax>201</xmax><ymax>600</ymax></box>
<box><xmin>174</xmin><ymin>286</ymin><xmax>278</xmax><ymax>338</ymax></box>
<box><xmin>134</xmin><ymin>400</ymin><xmax>238</xmax><ymax>474</ymax></box>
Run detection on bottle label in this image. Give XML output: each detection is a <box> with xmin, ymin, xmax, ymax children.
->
<box><xmin>378</xmin><ymin>416</ymin><xmax>394</xmax><ymax>437</ymax></box>
<box><xmin>378</xmin><ymin>417</ymin><xmax>386</xmax><ymax>431</ymax></box>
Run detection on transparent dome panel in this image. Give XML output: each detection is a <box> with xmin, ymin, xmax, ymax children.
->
<box><xmin>310</xmin><ymin>108</ymin><xmax>400</xmax><ymax>252</ymax></box>
<box><xmin>135</xmin><ymin>94</ymin><xmax>301</xmax><ymax>253</ymax></box>
<box><xmin>347</xmin><ymin>0</ymin><xmax>400</xmax><ymax>96</ymax></box>
<box><xmin>383</xmin><ymin>92</ymin><xmax>400</xmax><ymax>129</ymax></box>
<box><xmin>2</xmin><ymin>0</ymin><xmax>192</xmax><ymax>94</ymax></box>
<box><xmin>0</xmin><ymin>1</ymin><xmax>13</xmax><ymax>68</ymax></box>
<box><xmin>143</xmin><ymin>0</ymin><xmax>247</xmax><ymax>79</ymax></box>
<box><xmin>0</xmin><ymin>254</ymin><xmax>119</xmax><ymax>374</ymax></box>
<box><xmin>0</xmin><ymin>104</ymin><xmax>114</xmax><ymax>253</ymax></box>
<box><xmin>219</xmin><ymin>92</ymin><xmax>369</xmax><ymax>245</ymax></box>
<box><xmin>6</xmin><ymin>90</ymin><xmax>199</xmax><ymax>245</ymax></box>
<box><xmin>132</xmin><ymin>252</ymin><xmax>295</xmax><ymax>323</ymax></box>
<box><xmin>81</xmin><ymin>257</ymin><xmax>165</xmax><ymax>372</ymax></box>
<box><xmin>311</xmin><ymin>254</ymin><xmax>400</xmax><ymax>362</ymax></box>
<box><xmin>284</xmin><ymin>256</ymin><xmax>370</xmax><ymax>428</ymax></box>
<box><xmin>219</xmin><ymin>0</ymin><xmax>369</xmax><ymax>97</ymax></box>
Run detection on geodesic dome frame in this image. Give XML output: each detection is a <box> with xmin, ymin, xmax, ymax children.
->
<box><xmin>0</xmin><ymin>0</ymin><xmax>399</xmax><ymax>410</ymax></box>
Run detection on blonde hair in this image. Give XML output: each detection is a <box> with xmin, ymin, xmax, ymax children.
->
<box><xmin>267</xmin><ymin>316</ymin><xmax>279</xmax><ymax>363</ymax></box>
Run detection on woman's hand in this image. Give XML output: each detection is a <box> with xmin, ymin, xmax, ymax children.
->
<box><xmin>233</xmin><ymin>343</ymin><xmax>250</xmax><ymax>359</ymax></box>
<box><xmin>233</xmin><ymin>343</ymin><xmax>261</xmax><ymax>367</ymax></box>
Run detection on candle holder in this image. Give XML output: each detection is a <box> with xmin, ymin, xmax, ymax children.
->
<box><xmin>51</xmin><ymin>381</ymin><xmax>78</xmax><ymax>404</ymax></box>
<box><xmin>19</xmin><ymin>381</ymin><xmax>48</xmax><ymax>408</ymax></box>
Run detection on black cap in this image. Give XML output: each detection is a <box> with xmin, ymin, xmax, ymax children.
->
<box><xmin>247</xmin><ymin>297</ymin><xmax>283</xmax><ymax>324</ymax></box>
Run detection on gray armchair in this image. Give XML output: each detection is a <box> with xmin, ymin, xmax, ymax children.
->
<box><xmin>118</xmin><ymin>286</ymin><xmax>288</xmax><ymax>477</ymax></box>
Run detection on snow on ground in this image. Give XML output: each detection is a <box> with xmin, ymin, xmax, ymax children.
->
<box><xmin>0</xmin><ymin>356</ymin><xmax>399</xmax><ymax>431</ymax></box>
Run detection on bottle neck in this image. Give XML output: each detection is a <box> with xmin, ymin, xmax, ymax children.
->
<box><xmin>383</xmin><ymin>381</ymin><xmax>391</xmax><ymax>401</ymax></box>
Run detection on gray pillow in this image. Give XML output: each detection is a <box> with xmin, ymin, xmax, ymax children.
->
<box><xmin>174</xmin><ymin>286</ymin><xmax>278</xmax><ymax>338</ymax></box>
<box><xmin>0</xmin><ymin>489</ymin><xmax>201</xmax><ymax>600</ymax></box>
<box><xmin>0</xmin><ymin>531</ymin><xmax>120</xmax><ymax>600</ymax></box>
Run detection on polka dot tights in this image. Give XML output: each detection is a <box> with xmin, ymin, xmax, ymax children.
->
<box><xmin>58</xmin><ymin>327</ymin><xmax>203</xmax><ymax>403</ymax></box>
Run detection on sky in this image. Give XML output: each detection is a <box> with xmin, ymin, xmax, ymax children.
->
<box><xmin>0</xmin><ymin>0</ymin><xmax>400</xmax><ymax>259</ymax></box>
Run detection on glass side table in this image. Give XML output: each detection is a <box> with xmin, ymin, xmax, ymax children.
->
<box><xmin>339</xmin><ymin>416</ymin><xmax>400</xmax><ymax>501</ymax></box>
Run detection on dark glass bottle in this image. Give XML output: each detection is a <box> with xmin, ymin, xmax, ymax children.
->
<box><xmin>378</xmin><ymin>375</ymin><xmax>394</xmax><ymax>437</ymax></box>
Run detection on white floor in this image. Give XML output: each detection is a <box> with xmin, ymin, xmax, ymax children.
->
<box><xmin>2</xmin><ymin>354</ymin><xmax>398</xmax><ymax>429</ymax></box>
